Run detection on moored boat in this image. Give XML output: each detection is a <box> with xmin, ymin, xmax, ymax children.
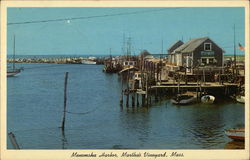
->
<box><xmin>7</xmin><ymin>69</ymin><xmax>21</xmax><ymax>77</ymax></box>
<box><xmin>7</xmin><ymin>35</ymin><xmax>22</xmax><ymax>77</ymax></box>
<box><xmin>201</xmin><ymin>95</ymin><xmax>215</xmax><ymax>104</ymax></box>
<box><xmin>236</xmin><ymin>95</ymin><xmax>245</xmax><ymax>104</ymax></box>
<box><xmin>171</xmin><ymin>94</ymin><xmax>196</xmax><ymax>105</ymax></box>
<box><xmin>81</xmin><ymin>59</ymin><xmax>97</xmax><ymax>65</ymax></box>
<box><xmin>225</xmin><ymin>128</ymin><xmax>244</xmax><ymax>141</ymax></box>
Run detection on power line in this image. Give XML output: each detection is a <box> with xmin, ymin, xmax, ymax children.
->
<box><xmin>8</xmin><ymin>8</ymin><xmax>182</xmax><ymax>25</ymax></box>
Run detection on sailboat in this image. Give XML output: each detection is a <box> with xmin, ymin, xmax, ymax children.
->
<box><xmin>7</xmin><ymin>35</ymin><xmax>21</xmax><ymax>77</ymax></box>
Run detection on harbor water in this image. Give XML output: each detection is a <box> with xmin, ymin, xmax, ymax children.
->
<box><xmin>7</xmin><ymin>63</ymin><xmax>244</xmax><ymax>149</ymax></box>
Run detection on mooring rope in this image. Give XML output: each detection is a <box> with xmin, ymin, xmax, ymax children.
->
<box><xmin>65</xmin><ymin>108</ymin><xmax>97</xmax><ymax>115</ymax></box>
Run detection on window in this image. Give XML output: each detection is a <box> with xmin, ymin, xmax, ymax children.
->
<box><xmin>201</xmin><ymin>58</ymin><xmax>215</xmax><ymax>65</ymax></box>
<box><xmin>201</xmin><ymin>58</ymin><xmax>207</xmax><ymax>65</ymax></box>
<box><xmin>204</xmin><ymin>43</ymin><xmax>212</xmax><ymax>51</ymax></box>
<box><xmin>208</xmin><ymin>58</ymin><xmax>214</xmax><ymax>64</ymax></box>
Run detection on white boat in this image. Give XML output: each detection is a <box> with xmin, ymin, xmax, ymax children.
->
<box><xmin>171</xmin><ymin>94</ymin><xmax>196</xmax><ymax>105</ymax></box>
<box><xmin>88</xmin><ymin>56</ymin><xmax>97</xmax><ymax>60</ymax></box>
<box><xmin>7</xmin><ymin>69</ymin><xmax>21</xmax><ymax>77</ymax></box>
<box><xmin>201</xmin><ymin>95</ymin><xmax>215</xmax><ymax>104</ymax></box>
<box><xmin>236</xmin><ymin>96</ymin><xmax>245</xmax><ymax>104</ymax></box>
<box><xmin>225</xmin><ymin>128</ymin><xmax>244</xmax><ymax>141</ymax></box>
<box><xmin>81</xmin><ymin>59</ymin><xmax>96</xmax><ymax>65</ymax></box>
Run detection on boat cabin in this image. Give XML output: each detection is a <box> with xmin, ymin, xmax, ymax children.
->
<box><xmin>123</xmin><ymin>61</ymin><xmax>137</xmax><ymax>68</ymax></box>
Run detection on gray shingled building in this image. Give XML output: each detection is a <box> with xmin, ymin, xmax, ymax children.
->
<box><xmin>168</xmin><ymin>37</ymin><xmax>225</xmax><ymax>73</ymax></box>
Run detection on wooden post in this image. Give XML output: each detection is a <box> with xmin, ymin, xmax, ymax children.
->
<box><xmin>142</xmin><ymin>94</ymin><xmax>145</xmax><ymax>106</ymax></box>
<box><xmin>120</xmin><ymin>90</ymin><xmax>123</xmax><ymax>106</ymax></box>
<box><xmin>145</xmin><ymin>73</ymin><xmax>148</xmax><ymax>107</ymax></box>
<box><xmin>136</xmin><ymin>94</ymin><xmax>139</xmax><ymax>107</ymax></box>
<box><xmin>61</xmin><ymin>72</ymin><xmax>69</xmax><ymax>131</ymax></box>
<box><xmin>155</xmin><ymin>88</ymin><xmax>158</xmax><ymax>102</ymax></box>
<box><xmin>120</xmin><ymin>76</ymin><xmax>124</xmax><ymax>107</ymax></box>
<box><xmin>8</xmin><ymin>132</ymin><xmax>20</xmax><ymax>149</ymax></box>
<box><xmin>132</xmin><ymin>93</ymin><xmax>135</xmax><ymax>107</ymax></box>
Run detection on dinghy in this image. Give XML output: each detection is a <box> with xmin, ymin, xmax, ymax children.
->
<box><xmin>201</xmin><ymin>95</ymin><xmax>215</xmax><ymax>104</ymax></box>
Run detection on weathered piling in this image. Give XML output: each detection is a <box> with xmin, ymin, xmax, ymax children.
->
<box><xmin>132</xmin><ymin>93</ymin><xmax>135</xmax><ymax>107</ymax></box>
<box><xmin>136</xmin><ymin>94</ymin><xmax>139</xmax><ymax>107</ymax></box>
<box><xmin>61</xmin><ymin>72</ymin><xmax>68</xmax><ymax>131</ymax></box>
<box><xmin>8</xmin><ymin>132</ymin><xmax>20</xmax><ymax>149</ymax></box>
<box><xmin>120</xmin><ymin>90</ymin><xmax>123</xmax><ymax>107</ymax></box>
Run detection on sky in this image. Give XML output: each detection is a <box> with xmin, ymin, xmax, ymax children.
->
<box><xmin>7</xmin><ymin>7</ymin><xmax>245</xmax><ymax>56</ymax></box>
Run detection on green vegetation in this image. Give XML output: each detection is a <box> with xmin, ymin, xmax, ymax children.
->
<box><xmin>224</xmin><ymin>55</ymin><xmax>245</xmax><ymax>61</ymax></box>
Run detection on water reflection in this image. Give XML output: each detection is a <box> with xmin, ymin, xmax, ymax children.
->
<box><xmin>119</xmin><ymin>107</ymin><xmax>151</xmax><ymax>148</ymax></box>
<box><xmin>178</xmin><ymin>104</ymin><xmax>227</xmax><ymax>148</ymax></box>
<box><xmin>61</xmin><ymin>130</ymin><xmax>68</xmax><ymax>149</ymax></box>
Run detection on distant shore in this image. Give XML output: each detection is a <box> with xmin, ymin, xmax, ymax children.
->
<box><xmin>7</xmin><ymin>57</ymin><xmax>105</xmax><ymax>64</ymax></box>
<box><xmin>7</xmin><ymin>55</ymin><xmax>244</xmax><ymax>64</ymax></box>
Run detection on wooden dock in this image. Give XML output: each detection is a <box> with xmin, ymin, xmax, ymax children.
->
<box><xmin>151</xmin><ymin>82</ymin><xmax>238</xmax><ymax>89</ymax></box>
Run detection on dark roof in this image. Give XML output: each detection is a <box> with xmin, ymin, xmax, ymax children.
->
<box><xmin>173</xmin><ymin>37</ymin><xmax>225</xmax><ymax>53</ymax></box>
<box><xmin>168</xmin><ymin>40</ymin><xmax>184</xmax><ymax>54</ymax></box>
<box><xmin>174</xmin><ymin>37</ymin><xmax>209</xmax><ymax>53</ymax></box>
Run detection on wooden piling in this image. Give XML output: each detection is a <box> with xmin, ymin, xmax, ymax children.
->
<box><xmin>136</xmin><ymin>94</ymin><xmax>139</xmax><ymax>107</ymax></box>
<box><xmin>120</xmin><ymin>90</ymin><xmax>123</xmax><ymax>106</ymax></box>
<box><xmin>61</xmin><ymin>72</ymin><xmax>68</xmax><ymax>131</ymax></box>
<box><xmin>132</xmin><ymin>93</ymin><xmax>135</xmax><ymax>107</ymax></box>
<box><xmin>155</xmin><ymin>88</ymin><xmax>158</xmax><ymax>102</ymax></box>
<box><xmin>142</xmin><ymin>94</ymin><xmax>145</xmax><ymax>106</ymax></box>
<box><xmin>126</xmin><ymin>92</ymin><xmax>129</xmax><ymax>108</ymax></box>
<box><xmin>8</xmin><ymin>132</ymin><xmax>20</xmax><ymax>149</ymax></box>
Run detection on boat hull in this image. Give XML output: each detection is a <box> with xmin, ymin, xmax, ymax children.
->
<box><xmin>7</xmin><ymin>70</ymin><xmax>21</xmax><ymax>77</ymax></box>
<box><xmin>81</xmin><ymin>60</ymin><xmax>96</xmax><ymax>65</ymax></box>
<box><xmin>171</xmin><ymin>96</ymin><xmax>196</xmax><ymax>105</ymax></box>
<box><xmin>236</xmin><ymin>96</ymin><xmax>245</xmax><ymax>104</ymax></box>
<box><xmin>201</xmin><ymin>95</ymin><xmax>215</xmax><ymax>104</ymax></box>
<box><xmin>225</xmin><ymin>128</ymin><xmax>244</xmax><ymax>141</ymax></box>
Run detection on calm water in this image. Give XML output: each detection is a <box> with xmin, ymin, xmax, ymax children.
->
<box><xmin>7</xmin><ymin>63</ymin><xmax>244</xmax><ymax>149</ymax></box>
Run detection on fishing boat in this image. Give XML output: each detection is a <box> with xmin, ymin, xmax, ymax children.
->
<box><xmin>81</xmin><ymin>59</ymin><xmax>96</xmax><ymax>65</ymax></box>
<box><xmin>201</xmin><ymin>95</ymin><xmax>215</xmax><ymax>104</ymax></box>
<box><xmin>7</xmin><ymin>35</ymin><xmax>22</xmax><ymax>77</ymax></box>
<box><xmin>171</xmin><ymin>94</ymin><xmax>197</xmax><ymax>105</ymax></box>
<box><xmin>236</xmin><ymin>95</ymin><xmax>245</xmax><ymax>104</ymax></box>
<box><xmin>225</xmin><ymin>128</ymin><xmax>244</xmax><ymax>141</ymax></box>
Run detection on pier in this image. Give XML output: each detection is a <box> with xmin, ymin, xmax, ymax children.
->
<box><xmin>103</xmin><ymin>37</ymin><xmax>245</xmax><ymax>108</ymax></box>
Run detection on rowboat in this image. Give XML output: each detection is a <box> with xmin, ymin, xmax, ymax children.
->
<box><xmin>225</xmin><ymin>128</ymin><xmax>244</xmax><ymax>141</ymax></box>
<box><xmin>171</xmin><ymin>94</ymin><xmax>196</xmax><ymax>105</ymax></box>
<box><xmin>236</xmin><ymin>96</ymin><xmax>245</xmax><ymax>104</ymax></box>
<box><xmin>201</xmin><ymin>95</ymin><xmax>215</xmax><ymax>104</ymax></box>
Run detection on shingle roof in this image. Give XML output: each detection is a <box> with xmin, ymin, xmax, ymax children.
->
<box><xmin>174</xmin><ymin>37</ymin><xmax>209</xmax><ymax>53</ymax></box>
<box><xmin>168</xmin><ymin>40</ymin><xmax>184</xmax><ymax>54</ymax></box>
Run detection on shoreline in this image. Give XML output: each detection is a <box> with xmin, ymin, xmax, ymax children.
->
<box><xmin>7</xmin><ymin>57</ymin><xmax>105</xmax><ymax>64</ymax></box>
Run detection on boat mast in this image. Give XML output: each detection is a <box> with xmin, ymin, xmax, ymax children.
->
<box><xmin>127</xmin><ymin>37</ymin><xmax>131</xmax><ymax>61</ymax></box>
<box><xmin>13</xmin><ymin>35</ymin><xmax>16</xmax><ymax>71</ymax></box>
<box><xmin>233</xmin><ymin>24</ymin><xmax>236</xmax><ymax>75</ymax></box>
<box><xmin>160</xmin><ymin>39</ymin><xmax>163</xmax><ymax>83</ymax></box>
